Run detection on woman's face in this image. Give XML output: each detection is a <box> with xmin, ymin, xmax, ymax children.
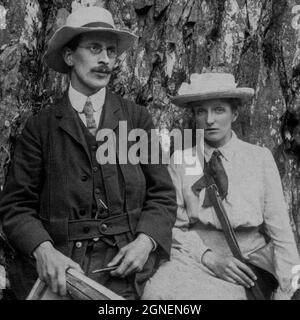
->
<box><xmin>193</xmin><ymin>99</ymin><xmax>238</xmax><ymax>148</ymax></box>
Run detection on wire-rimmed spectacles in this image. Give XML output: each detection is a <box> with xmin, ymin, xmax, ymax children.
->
<box><xmin>78</xmin><ymin>44</ymin><xmax>117</xmax><ymax>58</ymax></box>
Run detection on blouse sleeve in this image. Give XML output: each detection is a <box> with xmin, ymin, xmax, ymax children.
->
<box><xmin>168</xmin><ymin>152</ymin><xmax>211</xmax><ymax>263</ymax></box>
<box><xmin>262</xmin><ymin>148</ymin><xmax>300</xmax><ymax>292</ymax></box>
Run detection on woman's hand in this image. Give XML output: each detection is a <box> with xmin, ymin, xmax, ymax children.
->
<box><xmin>202</xmin><ymin>250</ymin><xmax>257</xmax><ymax>288</ymax></box>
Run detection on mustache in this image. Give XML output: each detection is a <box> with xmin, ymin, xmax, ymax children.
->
<box><xmin>91</xmin><ymin>65</ymin><xmax>113</xmax><ymax>74</ymax></box>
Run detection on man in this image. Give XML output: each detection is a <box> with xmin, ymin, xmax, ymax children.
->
<box><xmin>0</xmin><ymin>6</ymin><xmax>176</xmax><ymax>300</ymax></box>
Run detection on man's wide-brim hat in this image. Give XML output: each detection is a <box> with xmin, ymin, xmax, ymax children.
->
<box><xmin>43</xmin><ymin>6</ymin><xmax>137</xmax><ymax>73</ymax></box>
<box><xmin>171</xmin><ymin>73</ymin><xmax>255</xmax><ymax>107</ymax></box>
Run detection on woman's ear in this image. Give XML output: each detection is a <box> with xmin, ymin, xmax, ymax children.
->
<box><xmin>232</xmin><ymin>110</ymin><xmax>239</xmax><ymax>123</ymax></box>
<box><xmin>62</xmin><ymin>47</ymin><xmax>74</xmax><ymax>67</ymax></box>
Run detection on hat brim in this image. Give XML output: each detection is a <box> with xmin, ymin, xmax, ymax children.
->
<box><xmin>171</xmin><ymin>88</ymin><xmax>255</xmax><ymax>107</ymax></box>
<box><xmin>43</xmin><ymin>26</ymin><xmax>137</xmax><ymax>73</ymax></box>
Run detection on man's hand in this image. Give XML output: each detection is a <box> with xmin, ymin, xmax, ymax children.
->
<box><xmin>33</xmin><ymin>241</ymin><xmax>83</xmax><ymax>296</ymax></box>
<box><xmin>202</xmin><ymin>251</ymin><xmax>257</xmax><ymax>288</ymax></box>
<box><xmin>107</xmin><ymin>234</ymin><xmax>153</xmax><ymax>278</ymax></box>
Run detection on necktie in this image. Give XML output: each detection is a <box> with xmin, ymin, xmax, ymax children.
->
<box><xmin>82</xmin><ymin>97</ymin><xmax>97</xmax><ymax>136</ymax></box>
<box><xmin>191</xmin><ymin>149</ymin><xmax>228</xmax><ymax>207</ymax></box>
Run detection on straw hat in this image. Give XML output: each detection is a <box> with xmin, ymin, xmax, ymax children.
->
<box><xmin>171</xmin><ymin>73</ymin><xmax>254</xmax><ymax>107</ymax></box>
<box><xmin>43</xmin><ymin>6</ymin><xmax>137</xmax><ymax>73</ymax></box>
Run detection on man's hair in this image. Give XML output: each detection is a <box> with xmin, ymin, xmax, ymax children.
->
<box><xmin>64</xmin><ymin>33</ymin><xmax>84</xmax><ymax>51</ymax></box>
<box><xmin>64</xmin><ymin>31</ymin><xmax>119</xmax><ymax>51</ymax></box>
<box><xmin>62</xmin><ymin>34</ymin><xmax>84</xmax><ymax>74</ymax></box>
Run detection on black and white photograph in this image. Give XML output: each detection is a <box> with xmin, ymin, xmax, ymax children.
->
<box><xmin>0</xmin><ymin>0</ymin><xmax>299</xmax><ymax>311</ymax></box>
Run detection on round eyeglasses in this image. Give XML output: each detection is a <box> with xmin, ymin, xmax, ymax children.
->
<box><xmin>78</xmin><ymin>44</ymin><xmax>117</xmax><ymax>58</ymax></box>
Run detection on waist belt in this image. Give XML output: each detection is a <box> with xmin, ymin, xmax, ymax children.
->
<box><xmin>68</xmin><ymin>213</ymin><xmax>132</xmax><ymax>241</ymax></box>
<box><xmin>194</xmin><ymin>221</ymin><xmax>260</xmax><ymax>234</ymax></box>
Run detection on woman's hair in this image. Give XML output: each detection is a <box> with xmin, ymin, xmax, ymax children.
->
<box><xmin>189</xmin><ymin>98</ymin><xmax>241</xmax><ymax>115</ymax></box>
<box><xmin>188</xmin><ymin>98</ymin><xmax>241</xmax><ymax>147</ymax></box>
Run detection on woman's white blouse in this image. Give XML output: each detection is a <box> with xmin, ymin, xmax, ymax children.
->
<box><xmin>169</xmin><ymin>131</ymin><xmax>299</xmax><ymax>290</ymax></box>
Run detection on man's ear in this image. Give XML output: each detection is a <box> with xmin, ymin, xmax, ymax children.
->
<box><xmin>62</xmin><ymin>47</ymin><xmax>74</xmax><ymax>67</ymax></box>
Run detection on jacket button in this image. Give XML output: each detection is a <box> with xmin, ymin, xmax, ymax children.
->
<box><xmin>83</xmin><ymin>226</ymin><xmax>90</xmax><ymax>233</ymax></box>
<box><xmin>95</xmin><ymin>188</ymin><xmax>100</xmax><ymax>194</ymax></box>
<box><xmin>79</xmin><ymin>209</ymin><xmax>86</xmax><ymax>216</ymax></box>
<box><xmin>81</xmin><ymin>175</ymin><xmax>88</xmax><ymax>181</ymax></box>
<box><xmin>75</xmin><ymin>241</ymin><xmax>82</xmax><ymax>248</ymax></box>
<box><xmin>100</xmin><ymin>224</ymin><xmax>108</xmax><ymax>233</ymax></box>
<box><xmin>93</xmin><ymin>166</ymin><xmax>98</xmax><ymax>173</ymax></box>
<box><xmin>91</xmin><ymin>145</ymin><xmax>97</xmax><ymax>151</ymax></box>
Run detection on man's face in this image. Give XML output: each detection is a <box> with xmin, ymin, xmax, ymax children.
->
<box><xmin>64</xmin><ymin>32</ymin><xmax>117</xmax><ymax>96</ymax></box>
<box><xmin>193</xmin><ymin>99</ymin><xmax>238</xmax><ymax>148</ymax></box>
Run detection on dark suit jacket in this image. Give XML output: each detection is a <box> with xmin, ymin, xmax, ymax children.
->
<box><xmin>0</xmin><ymin>90</ymin><xmax>177</xmax><ymax>297</ymax></box>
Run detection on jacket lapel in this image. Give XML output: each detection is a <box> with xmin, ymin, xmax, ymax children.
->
<box><xmin>55</xmin><ymin>93</ymin><xmax>91</xmax><ymax>163</ymax></box>
<box><xmin>100</xmin><ymin>90</ymin><xmax>122</xmax><ymax>132</ymax></box>
<box><xmin>97</xmin><ymin>91</ymin><xmax>124</xmax><ymax>214</ymax></box>
<box><xmin>97</xmin><ymin>91</ymin><xmax>123</xmax><ymax>164</ymax></box>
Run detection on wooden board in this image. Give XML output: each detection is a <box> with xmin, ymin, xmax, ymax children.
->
<box><xmin>27</xmin><ymin>269</ymin><xmax>124</xmax><ymax>300</ymax></box>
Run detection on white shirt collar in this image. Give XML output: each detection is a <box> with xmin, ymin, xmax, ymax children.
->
<box><xmin>68</xmin><ymin>83</ymin><xmax>106</xmax><ymax>113</ymax></box>
<box><xmin>204</xmin><ymin>131</ymin><xmax>238</xmax><ymax>162</ymax></box>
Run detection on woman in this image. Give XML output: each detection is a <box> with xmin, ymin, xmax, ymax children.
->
<box><xmin>143</xmin><ymin>73</ymin><xmax>300</xmax><ymax>300</ymax></box>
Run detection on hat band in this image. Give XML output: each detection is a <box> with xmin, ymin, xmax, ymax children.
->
<box><xmin>82</xmin><ymin>22</ymin><xmax>114</xmax><ymax>29</ymax></box>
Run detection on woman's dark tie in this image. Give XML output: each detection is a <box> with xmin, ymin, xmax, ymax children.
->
<box><xmin>191</xmin><ymin>149</ymin><xmax>228</xmax><ymax>207</ymax></box>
